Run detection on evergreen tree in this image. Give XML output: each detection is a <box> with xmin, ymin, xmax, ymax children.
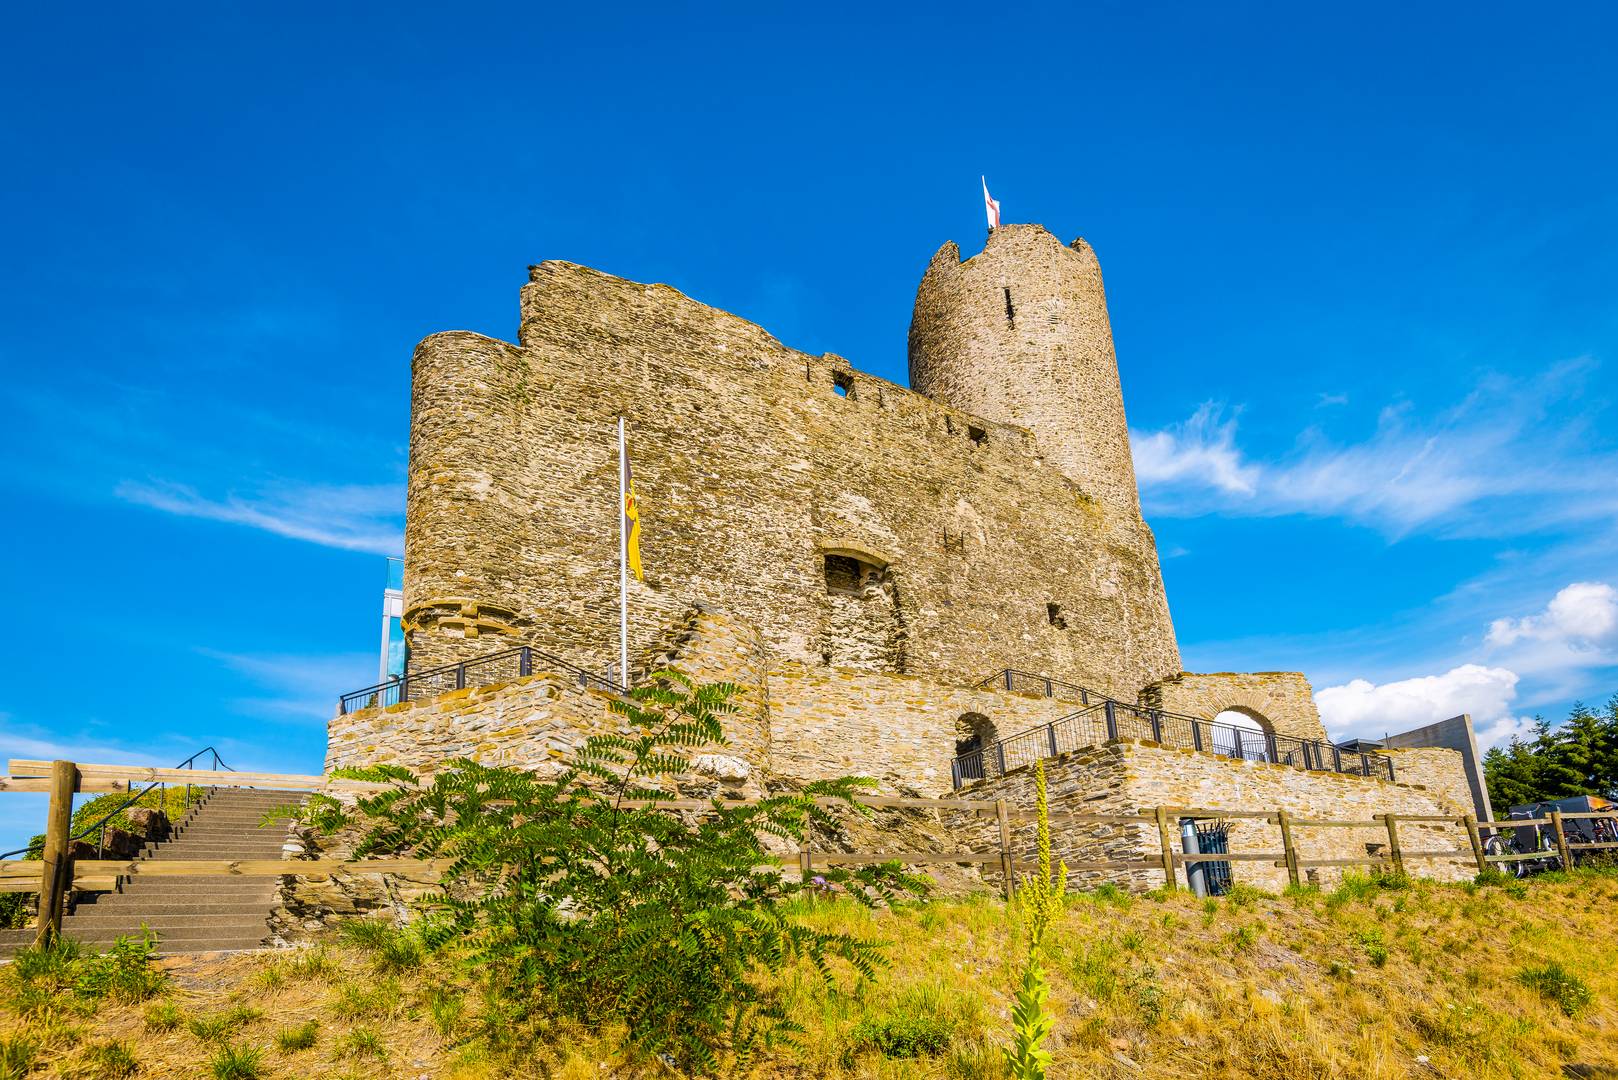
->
<box><xmin>1483</xmin><ymin>696</ymin><xmax>1618</xmax><ymax>808</ymax></box>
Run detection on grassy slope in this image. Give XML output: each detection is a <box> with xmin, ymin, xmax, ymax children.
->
<box><xmin>3</xmin><ymin>870</ymin><xmax>1616</xmax><ymax>1079</ymax></box>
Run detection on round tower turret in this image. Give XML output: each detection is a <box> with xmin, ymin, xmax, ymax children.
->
<box><xmin>908</xmin><ymin>224</ymin><xmax>1141</xmax><ymax>519</ymax></box>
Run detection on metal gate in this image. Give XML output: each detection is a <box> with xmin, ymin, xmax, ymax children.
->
<box><xmin>1188</xmin><ymin>820</ymin><xmax>1232</xmax><ymax>896</ymax></box>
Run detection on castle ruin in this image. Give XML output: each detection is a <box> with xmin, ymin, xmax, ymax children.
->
<box><xmin>328</xmin><ymin>223</ymin><xmax>1483</xmax><ymax>892</ymax></box>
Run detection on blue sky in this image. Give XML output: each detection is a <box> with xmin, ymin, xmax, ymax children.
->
<box><xmin>2</xmin><ymin>3</ymin><xmax>1616</xmax><ymax>850</ymax></box>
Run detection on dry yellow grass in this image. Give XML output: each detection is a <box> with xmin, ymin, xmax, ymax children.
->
<box><xmin>3</xmin><ymin>869</ymin><xmax>1616</xmax><ymax>1078</ymax></box>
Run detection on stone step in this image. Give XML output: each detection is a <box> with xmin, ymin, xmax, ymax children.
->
<box><xmin>65</xmin><ymin>914</ymin><xmax>268</xmax><ymax>930</ymax></box>
<box><xmin>71</xmin><ymin>903</ymin><xmax>274</xmax><ymax>918</ymax></box>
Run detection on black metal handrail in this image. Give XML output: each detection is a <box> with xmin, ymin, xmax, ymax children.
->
<box><xmin>339</xmin><ymin>644</ymin><xmax>625</xmax><ymax>715</ymax></box>
<box><xmin>0</xmin><ymin>746</ymin><xmax>233</xmax><ymax>861</ymax></box>
<box><xmin>952</xmin><ymin>698</ymin><xmax>1394</xmax><ymax>790</ymax></box>
<box><xmin>975</xmin><ymin>668</ymin><xmax>1106</xmax><ymax>705</ymax></box>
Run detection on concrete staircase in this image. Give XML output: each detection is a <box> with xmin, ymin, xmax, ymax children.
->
<box><xmin>2</xmin><ymin>787</ymin><xmax>303</xmax><ymax>956</ymax></box>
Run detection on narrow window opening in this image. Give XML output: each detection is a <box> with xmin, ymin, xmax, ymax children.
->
<box><xmin>967</xmin><ymin>425</ymin><xmax>988</xmax><ymax>447</ymax></box>
<box><xmin>1046</xmin><ymin>603</ymin><xmax>1067</xmax><ymax>629</ymax></box>
<box><xmin>945</xmin><ymin>415</ymin><xmax>955</xmax><ymax>436</ymax></box>
<box><xmin>832</xmin><ymin>371</ymin><xmax>854</xmax><ymax>398</ymax></box>
<box><xmin>1003</xmin><ymin>287</ymin><xmax>1015</xmax><ymax>327</ymax></box>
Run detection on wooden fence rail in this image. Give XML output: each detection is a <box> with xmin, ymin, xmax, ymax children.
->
<box><xmin>4</xmin><ymin>759</ymin><xmax>1615</xmax><ymax>945</ymax></box>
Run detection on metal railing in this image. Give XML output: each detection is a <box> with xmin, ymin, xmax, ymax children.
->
<box><xmin>338</xmin><ymin>644</ymin><xmax>625</xmax><ymax>715</ymax></box>
<box><xmin>975</xmin><ymin>668</ymin><xmax>1106</xmax><ymax>704</ymax></box>
<box><xmin>0</xmin><ymin>746</ymin><xmax>232</xmax><ymax>860</ymax></box>
<box><xmin>951</xmin><ymin>699</ymin><xmax>1395</xmax><ymax>789</ymax></box>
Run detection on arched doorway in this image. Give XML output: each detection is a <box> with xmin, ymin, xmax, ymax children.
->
<box><xmin>1212</xmin><ymin>709</ymin><xmax>1272</xmax><ymax>763</ymax></box>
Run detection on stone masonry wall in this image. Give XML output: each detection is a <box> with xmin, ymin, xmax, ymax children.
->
<box><xmin>960</xmin><ymin>740</ymin><xmax>1476</xmax><ymax>894</ymax></box>
<box><xmin>1139</xmin><ymin>671</ymin><xmax>1328</xmax><ymax>743</ymax></box>
<box><xmin>403</xmin><ymin>243</ymin><xmax>1180</xmax><ymax>698</ymax></box>
<box><xmin>765</xmin><ymin>665</ymin><xmax>1079</xmax><ymax>793</ymax></box>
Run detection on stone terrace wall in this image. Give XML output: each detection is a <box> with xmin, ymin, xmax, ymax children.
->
<box><xmin>1139</xmin><ymin>671</ymin><xmax>1328</xmax><ymax>743</ymax></box>
<box><xmin>1378</xmin><ymin>748</ymin><xmax>1475</xmax><ymax>819</ymax></box>
<box><xmin>403</xmin><ymin>257</ymin><xmax>1180</xmax><ymax>698</ymax></box>
<box><xmin>766</xmin><ymin>665</ymin><xmax>1078</xmax><ymax>793</ymax></box>
<box><xmin>957</xmin><ymin>739</ymin><xmax>1476</xmax><ymax>894</ymax></box>
<box><xmin>1117</xmin><ymin>741</ymin><xmax>1472</xmax><ymax>891</ymax></box>
<box><xmin>950</xmin><ymin>743</ymin><xmax>1163</xmax><ymax>893</ymax></box>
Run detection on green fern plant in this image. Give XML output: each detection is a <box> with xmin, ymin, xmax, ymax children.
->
<box><xmin>301</xmin><ymin>671</ymin><xmax>926</xmax><ymax>1074</ymax></box>
<box><xmin>1003</xmin><ymin>759</ymin><xmax>1066</xmax><ymax>1080</ymax></box>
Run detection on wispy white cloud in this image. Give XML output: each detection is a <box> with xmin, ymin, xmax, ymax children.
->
<box><xmin>1130</xmin><ymin>361</ymin><xmax>1618</xmax><ymax>539</ymax></box>
<box><xmin>1486</xmin><ymin>581</ymin><xmax>1618</xmax><ymax>648</ymax></box>
<box><xmin>197</xmin><ymin>648</ymin><xmax>376</xmax><ymax>725</ymax></box>
<box><xmin>116</xmin><ymin>479</ymin><xmax>403</xmax><ymax>555</ymax></box>
<box><xmin>1132</xmin><ymin>403</ymin><xmax>1259</xmax><ymax>496</ymax></box>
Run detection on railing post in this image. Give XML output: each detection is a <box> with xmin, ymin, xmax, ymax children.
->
<box><xmin>996</xmin><ymin>742</ymin><xmax>1007</xmax><ymax>777</ymax></box>
<box><xmin>1044</xmin><ymin>677</ymin><xmax>1053</xmax><ymax>698</ymax></box>
<box><xmin>1004</xmin><ymin>670</ymin><xmax>1014</xmax><ymax>692</ymax></box>
<box><xmin>519</xmin><ymin>647</ymin><xmax>532</xmax><ymax>678</ymax></box>
<box><xmin>996</xmin><ymin>799</ymin><xmax>1014</xmax><ymax>901</ymax></box>
<box><xmin>1104</xmin><ymin>700</ymin><xmax>1118</xmax><ymax>741</ymax></box>
<box><xmin>1332</xmin><ymin>745</ymin><xmax>1342</xmax><ymax>772</ymax></box>
<box><xmin>1150</xmin><ymin>709</ymin><xmax>1163</xmax><ymax>743</ymax></box>
<box><xmin>1047</xmin><ymin>723</ymin><xmax>1059</xmax><ymax>758</ymax></box>
<box><xmin>1462</xmin><ymin>813</ymin><xmax>1487</xmax><ymax>874</ymax></box>
<box><xmin>1154</xmin><ymin>806</ymin><xmax>1177</xmax><ymax>890</ymax></box>
<box><xmin>1276</xmin><ymin>809</ymin><xmax>1300</xmax><ymax>888</ymax></box>
<box><xmin>951</xmin><ymin>759</ymin><xmax>961</xmax><ymax>790</ymax></box>
<box><xmin>1191</xmin><ymin>719</ymin><xmax>1204</xmax><ymax>753</ymax></box>
<box><xmin>36</xmin><ymin>760</ymin><xmax>78</xmax><ymax>946</ymax></box>
<box><xmin>1080</xmin><ymin>688</ymin><xmax>1089</xmax><ymax>705</ymax></box>
<box><xmin>456</xmin><ymin>663</ymin><xmax>466</xmax><ymax>690</ymax></box>
<box><xmin>1549</xmin><ymin>809</ymin><xmax>1572</xmax><ymax>869</ymax></box>
<box><xmin>1380</xmin><ymin>814</ymin><xmax>1404</xmax><ymax>877</ymax></box>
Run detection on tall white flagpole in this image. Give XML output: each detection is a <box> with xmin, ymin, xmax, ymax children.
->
<box><xmin>617</xmin><ymin>416</ymin><xmax>630</xmax><ymax>687</ymax></box>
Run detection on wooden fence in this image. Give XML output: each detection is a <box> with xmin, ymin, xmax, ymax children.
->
<box><xmin>5</xmin><ymin>758</ymin><xmax>1618</xmax><ymax>947</ymax></box>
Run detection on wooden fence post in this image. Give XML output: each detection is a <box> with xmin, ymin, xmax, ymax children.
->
<box><xmin>1276</xmin><ymin>809</ymin><xmax>1300</xmax><ymax>888</ymax></box>
<box><xmin>36</xmin><ymin>760</ymin><xmax>78</xmax><ymax>946</ymax></box>
<box><xmin>1462</xmin><ymin>814</ymin><xmax>1487</xmax><ymax>874</ymax></box>
<box><xmin>995</xmin><ymin>799</ymin><xmax>1014</xmax><ymax>900</ymax></box>
<box><xmin>1380</xmin><ymin>813</ymin><xmax>1404</xmax><ymax>877</ymax></box>
<box><xmin>1154</xmin><ymin>806</ymin><xmax>1177</xmax><ymax>890</ymax></box>
<box><xmin>1549</xmin><ymin>809</ymin><xmax>1572</xmax><ymax>870</ymax></box>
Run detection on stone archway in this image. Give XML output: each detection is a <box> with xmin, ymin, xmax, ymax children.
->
<box><xmin>1212</xmin><ymin>707</ymin><xmax>1274</xmax><ymax>763</ymax></box>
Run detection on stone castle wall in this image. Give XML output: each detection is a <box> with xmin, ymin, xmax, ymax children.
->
<box><xmin>403</xmin><ymin>243</ymin><xmax>1180</xmax><ymax>696</ymax></box>
<box><xmin>960</xmin><ymin>739</ymin><xmax>1476</xmax><ymax>893</ymax></box>
<box><xmin>1139</xmin><ymin>671</ymin><xmax>1329</xmax><ymax>743</ymax></box>
<box><xmin>909</xmin><ymin>225</ymin><xmax>1142</xmax><ymax>520</ymax></box>
<box><xmin>765</xmin><ymin>664</ymin><xmax>1079</xmax><ymax>793</ymax></box>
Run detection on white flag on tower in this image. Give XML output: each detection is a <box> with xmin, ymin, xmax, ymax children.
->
<box><xmin>982</xmin><ymin>176</ymin><xmax>1001</xmax><ymax>230</ymax></box>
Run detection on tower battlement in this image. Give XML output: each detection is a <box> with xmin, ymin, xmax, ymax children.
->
<box><xmin>909</xmin><ymin>224</ymin><xmax>1140</xmax><ymax>518</ymax></box>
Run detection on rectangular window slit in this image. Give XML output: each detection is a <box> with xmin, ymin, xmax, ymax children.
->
<box><xmin>1004</xmin><ymin>287</ymin><xmax>1015</xmax><ymax>327</ymax></box>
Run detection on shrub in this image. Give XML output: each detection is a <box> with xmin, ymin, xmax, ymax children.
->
<box><xmin>74</xmin><ymin>932</ymin><xmax>166</xmax><ymax>1003</ymax></box>
<box><xmin>208</xmin><ymin>1044</ymin><xmax>263</xmax><ymax>1080</ymax></box>
<box><xmin>847</xmin><ymin>1012</ymin><xmax>954</xmax><ymax>1059</ymax></box>
<box><xmin>1226</xmin><ymin>924</ymin><xmax>1261</xmax><ymax>953</ymax></box>
<box><xmin>273</xmin><ymin>1020</ymin><xmax>318</xmax><ymax>1052</ymax></box>
<box><xmin>84</xmin><ymin>1039</ymin><xmax>139</xmax><ymax>1077</ymax></box>
<box><xmin>1516</xmin><ymin>962</ymin><xmax>1593</xmax><ymax>1017</ymax></box>
<box><xmin>1355</xmin><ymin>929</ymin><xmax>1390</xmax><ymax>967</ymax></box>
<box><xmin>301</xmin><ymin>673</ymin><xmax>925</xmax><ymax>1075</ymax></box>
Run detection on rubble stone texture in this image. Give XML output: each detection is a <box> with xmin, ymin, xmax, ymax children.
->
<box><xmin>402</xmin><ymin>224</ymin><xmax>1178</xmax><ymax>698</ymax></box>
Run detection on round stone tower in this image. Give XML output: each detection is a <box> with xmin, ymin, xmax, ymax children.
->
<box><xmin>908</xmin><ymin>224</ymin><xmax>1140</xmax><ymax>518</ymax></box>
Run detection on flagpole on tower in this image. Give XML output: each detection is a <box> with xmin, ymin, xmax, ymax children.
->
<box><xmin>617</xmin><ymin>416</ymin><xmax>630</xmax><ymax>687</ymax></box>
